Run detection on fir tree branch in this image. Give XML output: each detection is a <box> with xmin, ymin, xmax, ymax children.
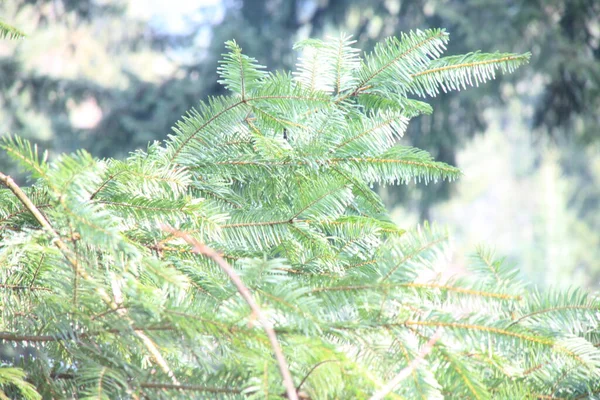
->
<box><xmin>0</xmin><ymin>171</ymin><xmax>180</xmax><ymax>386</ymax></box>
<box><xmin>168</xmin><ymin>94</ymin><xmax>327</xmax><ymax>163</ymax></box>
<box><xmin>369</xmin><ymin>328</ymin><xmax>442</xmax><ymax>400</ymax></box>
<box><xmin>405</xmin><ymin>320</ymin><xmax>554</xmax><ymax>345</ymax></box>
<box><xmin>508</xmin><ymin>305</ymin><xmax>598</xmax><ymax>327</ymax></box>
<box><xmin>330</xmin><ymin>116</ymin><xmax>402</xmax><ymax>153</ymax></box>
<box><xmin>381</xmin><ymin>235</ymin><xmax>448</xmax><ymax>281</ymax></box>
<box><xmin>0</xmin><ymin>204</ymin><xmax>52</xmax><ymax>224</ymax></box>
<box><xmin>407</xmin><ymin>282</ymin><xmax>521</xmax><ymax>300</ymax></box>
<box><xmin>0</xmin><ymin>326</ymin><xmax>175</xmax><ymax>342</ymax></box>
<box><xmin>208</xmin><ymin>156</ymin><xmax>458</xmax><ymax>173</ymax></box>
<box><xmin>410</xmin><ymin>54</ymin><xmax>527</xmax><ymax>79</ymax></box>
<box><xmin>169</xmin><ymin>100</ymin><xmax>246</xmax><ymax>162</ymax></box>
<box><xmin>477</xmin><ymin>248</ymin><xmax>503</xmax><ymax>284</ymax></box>
<box><xmin>161</xmin><ymin>225</ymin><xmax>299</xmax><ymax>400</ymax></box>
<box><xmin>296</xmin><ymin>360</ymin><xmax>340</xmax><ymax>393</ymax></box>
<box><xmin>139</xmin><ymin>383</ymin><xmax>242</xmax><ymax>393</ymax></box>
<box><xmin>344</xmin><ymin>29</ymin><xmax>447</xmax><ymax>100</ymax></box>
<box><xmin>251</xmin><ymin>104</ymin><xmax>310</xmax><ymax>129</ymax></box>
<box><xmin>0</xmin><ymin>21</ymin><xmax>26</xmax><ymax>40</ymax></box>
<box><xmin>290</xmin><ymin>184</ymin><xmax>348</xmax><ymax>220</ymax></box>
<box><xmin>0</xmin><ymin>173</ymin><xmax>55</xmax><ymax>235</ymax></box>
<box><xmin>29</xmin><ymin>253</ymin><xmax>45</xmax><ymax>289</ymax></box>
<box><xmin>311</xmin><ymin>282</ymin><xmax>520</xmax><ymax>300</ymax></box>
<box><xmin>221</xmin><ymin>219</ymin><xmax>291</xmax><ymax>228</ymax></box>
<box><xmin>89</xmin><ymin>170</ymin><xmax>127</xmax><ymax>200</ymax></box>
<box><xmin>0</xmin><ymin>284</ymin><xmax>52</xmax><ymax>292</ymax></box>
<box><xmin>49</xmin><ymin>375</ymin><xmax>242</xmax><ymax>395</ymax></box>
<box><xmin>330</xmin><ymin>157</ymin><xmax>458</xmax><ymax>172</ymax></box>
<box><xmin>405</xmin><ymin>320</ymin><xmax>591</xmax><ymax>367</ymax></box>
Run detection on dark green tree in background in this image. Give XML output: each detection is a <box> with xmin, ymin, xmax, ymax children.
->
<box><xmin>0</xmin><ymin>0</ymin><xmax>215</xmax><ymax>165</ymax></box>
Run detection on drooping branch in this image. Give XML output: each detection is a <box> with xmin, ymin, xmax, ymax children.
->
<box><xmin>161</xmin><ymin>225</ymin><xmax>299</xmax><ymax>400</ymax></box>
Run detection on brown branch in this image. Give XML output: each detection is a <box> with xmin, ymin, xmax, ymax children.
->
<box><xmin>0</xmin><ymin>171</ymin><xmax>179</xmax><ymax>385</ymax></box>
<box><xmin>0</xmin><ymin>284</ymin><xmax>52</xmax><ymax>292</ymax></box>
<box><xmin>139</xmin><ymin>382</ymin><xmax>242</xmax><ymax>393</ymax></box>
<box><xmin>296</xmin><ymin>360</ymin><xmax>340</xmax><ymax>393</ymax></box>
<box><xmin>369</xmin><ymin>328</ymin><xmax>442</xmax><ymax>400</ymax></box>
<box><xmin>29</xmin><ymin>253</ymin><xmax>45</xmax><ymax>289</ymax></box>
<box><xmin>89</xmin><ymin>170</ymin><xmax>126</xmax><ymax>200</ymax></box>
<box><xmin>0</xmin><ymin>326</ymin><xmax>175</xmax><ymax>343</ymax></box>
<box><xmin>221</xmin><ymin>219</ymin><xmax>291</xmax><ymax>228</ymax></box>
<box><xmin>50</xmin><ymin>375</ymin><xmax>242</xmax><ymax>395</ymax></box>
<box><xmin>161</xmin><ymin>225</ymin><xmax>299</xmax><ymax>400</ymax></box>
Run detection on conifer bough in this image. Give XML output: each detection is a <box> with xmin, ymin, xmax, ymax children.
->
<box><xmin>1</xmin><ymin>29</ymin><xmax>599</xmax><ymax>399</ymax></box>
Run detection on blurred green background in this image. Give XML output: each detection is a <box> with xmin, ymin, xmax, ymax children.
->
<box><xmin>1</xmin><ymin>0</ymin><xmax>599</xmax><ymax>289</ymax></box>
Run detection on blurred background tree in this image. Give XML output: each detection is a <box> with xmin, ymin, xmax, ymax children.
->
<box><xmin>1</xmin><ymin>0</ymin><xmax>599</xmax><ymax>287</ymax></box>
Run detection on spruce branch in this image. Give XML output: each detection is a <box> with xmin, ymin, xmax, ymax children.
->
<box><xmin>161</xmin><ymin>225</ymin><xmax>299</xmax><ymax>400</ymax></box>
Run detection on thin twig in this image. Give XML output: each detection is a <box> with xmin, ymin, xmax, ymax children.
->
<box><xmin>161</xmin><ymin>225</ymin><xmax>299</xmax><ymax>400</ymax></box>
<box><xmin>0</xmin><ymin>171</ymin><xmax>179</xmax><ymax>385</ymax></box>
<box><xmin>29</xmin><ymin>253</ymin><xmax>45</xmax><ymax>289</ymax></box>
<box><xmin>369</xmin><ymin>328</ymin><xmax>443</xmax><ymax>400</ymax></box>
<box><xmin>296</xmin><ymin>360</ymin><xmax>340</xmax><ymax>393</ymax></box>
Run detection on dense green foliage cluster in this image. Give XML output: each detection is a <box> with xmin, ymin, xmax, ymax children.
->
<box><xmin>1</xmin><ymin>29</ymin><xmax>600</xmax><ymax>399</ymax></box>
<box><xmin>3</xmin><ymin>1</ymin><xmax>600</xmax><ymax>287</ymax></box>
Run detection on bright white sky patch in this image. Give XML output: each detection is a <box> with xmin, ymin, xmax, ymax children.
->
<box><xmin>128</xmin><ymin>0</ymin><xmax>224</xmax><ymax>35</ymax></box>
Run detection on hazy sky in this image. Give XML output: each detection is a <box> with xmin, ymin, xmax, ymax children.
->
<box><xmin>129</xmin><ymin>0</ymin><xmax>225</xmax><ymax>35</ymax></box>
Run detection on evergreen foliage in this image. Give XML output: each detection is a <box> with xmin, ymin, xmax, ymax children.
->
<box><xmin>1</xmin><ymin>31</ymin><xmax>599</xmax><ymax>399</ymax></box>
<box><xmin>0</xmin><ymin>21</ymin><xmax>25</xmax><ymax>40</ymax></box>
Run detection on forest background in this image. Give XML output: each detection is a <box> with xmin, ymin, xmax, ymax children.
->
<box><xmin>2</xmin><ymin>0</ymin><xmax>599</xmax><ymax>289</ymax></box>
